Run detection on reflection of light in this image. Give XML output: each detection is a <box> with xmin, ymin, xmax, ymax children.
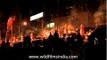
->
<box><xmin>30</xmin><ymin>12</ymin><xmax>43</xmax><ymax>21</ymax></box>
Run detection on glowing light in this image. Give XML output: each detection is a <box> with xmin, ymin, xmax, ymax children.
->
<box><xmin>50</xmin><ymin>23</ymin><xmax>55</xmax><ymax>28</ymax></box>
<box><xmin>45</xmin><ymin>32</ymin><xmax>49</xmax><ymax>37</ymax></box>
<box><xmin>46</xmin><ymin>22</ymin><xmax>55</xmax><ymax>28</ymax></box>
<box><xmin>0</xmin><ymin>40</ymin><xmax>2</xmax><ymax>46</ymax></box>
<box><xmin>68</xmin><ymin>30</ymin><xmax>71</xmax><ymax>34</ymax></box>
<box><xmin>80</xmin><ymin>24</ymin><xmax>84</xmax><ymax>36</ymax></box>
<box><xmin>30</xmin><ymin>12</ymin><xmax>43</xmax><ymax>21</ymax></box>
<box><xmin>71</xmin><ymin>31</ymin><xmax>76</xmax><ymax>33</ymax></box>
<box><xmin>45</xmin><ymin>32</ymin><xmax>48</xmax><ymax>35</ymax></box>
<box><xmin>23</xmin><ymin>22</ymin><xmax>27</xmax><ymax>26</ymax></box>
<box><xmin>46</xmin><ymin>24</ymin><xmax>50</xmax><ymax>28</ymax></box>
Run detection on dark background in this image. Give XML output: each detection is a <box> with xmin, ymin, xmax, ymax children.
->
<box><xmin>0</xmin><ymin>0</ymin><xmax>104</xmax><ymax>23</ymax></box>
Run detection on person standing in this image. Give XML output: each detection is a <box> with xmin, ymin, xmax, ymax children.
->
<box><xmin>5</xmin><ymin>16</ymin><xmax>16</xmax><ymax>43</ymax></box>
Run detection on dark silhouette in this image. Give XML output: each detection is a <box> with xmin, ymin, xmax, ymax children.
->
<box><xmin>0</xmin><ymin>25</ymin><xmax>106</xmax><ymax>60</ymax></box>
<box><xmin>86</xmin><ymin>25</ymin><xmax>106</xmax><ymax>60</ymax></box>
<box><xmin>23</xmin><ymin>35</ymin><xmax>32</xmax><ymax>48</ymax></box>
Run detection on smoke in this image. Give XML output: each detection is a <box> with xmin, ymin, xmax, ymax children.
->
<box><xmin>52</xmin><ymin>0</ymin><xmax>106</xmax><ymax>31</ymax></box>
<box><xmin>69</xmin><ymin>1</ymin><xmax>106</xmax><ymax>28</ymax></box>
<box><xmin>94</xmin><ymin>3</ymin><xmax>106</xmax><ymax>27</ymax></box>
<box><xmin>69</xmin><ymin>7</ymin><xmax>93</xmax><ymax>27</ymax></box>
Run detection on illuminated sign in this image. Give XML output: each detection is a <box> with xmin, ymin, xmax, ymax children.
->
<box><xmin>30</xmin><ymin>12</ymin><xmax>43</xmax><ymax>21</ymax></box>
<box><xmin>46</xmin><ymin>22</ymin><xmax>55</xmax><ymax>28</ymax></box>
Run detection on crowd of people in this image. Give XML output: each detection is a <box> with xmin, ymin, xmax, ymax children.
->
<box><xmin>0</xmin><ymin>25</ymin><xmax>106</xmax><ymax>60</ymax></box>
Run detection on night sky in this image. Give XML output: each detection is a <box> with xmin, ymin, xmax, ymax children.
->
<box><xmin>0</xmin><ymin>0</ymin><xmax>104</xmax><ymax>23</ymax></box>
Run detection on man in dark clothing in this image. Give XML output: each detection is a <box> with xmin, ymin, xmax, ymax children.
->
<box><xmin>23</xmin><ymin>35</ymin><xmax>32</xmax><ymax>48</ymax></box>
<box><xmin>54</xmin><ymin>30</ymin><xmax>59</xmax><ymax>39</ymax></box>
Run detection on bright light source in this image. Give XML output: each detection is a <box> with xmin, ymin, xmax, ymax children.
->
<box><xmin>46</xmin><ymin>24</ymin><xmax>50</xmax><ymax>28</ymax></box>
<box><xmin>50</xmin><ymin>23</ymin><xmax>55</xmax><ymax>28</ymax></box>
<box><xmin>46</xmin><ymin>22</ymin><xmax>55</xmax><ymax>28</ymax></box>
<box><xmin>23</xmin><ymin>22</ymin><xmax>27</xmax><ymax>26</ymax></box>
<box><xmin>30</xmin><ymin>12</ymin><xmax>43</xmax><ymax>21</ymax></box>
<box><xmin>68</xmin><ymin>30</ymin><xmax>71</xmax><ymax>34</ymax></box>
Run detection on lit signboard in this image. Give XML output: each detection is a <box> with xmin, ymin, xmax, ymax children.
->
<box><xmin>46</xmin><ymin>22</ymin><xmax>55</xmax><ymax>28</ymax></box>
<box><xmin>30</xmin><ymin>12</ymin><xmax>43</xmax><ymax>21</ymax></box>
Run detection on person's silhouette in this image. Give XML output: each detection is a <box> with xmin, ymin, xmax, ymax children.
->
<box><xmin>23</xmin><ymin>35</ymin><xmax>32</xmax><ymax>48</ymax></box>
<box><xmin>54</xmin><ymin>30</ymin><xmax>59</xmax><ymax>39</ymax></box>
